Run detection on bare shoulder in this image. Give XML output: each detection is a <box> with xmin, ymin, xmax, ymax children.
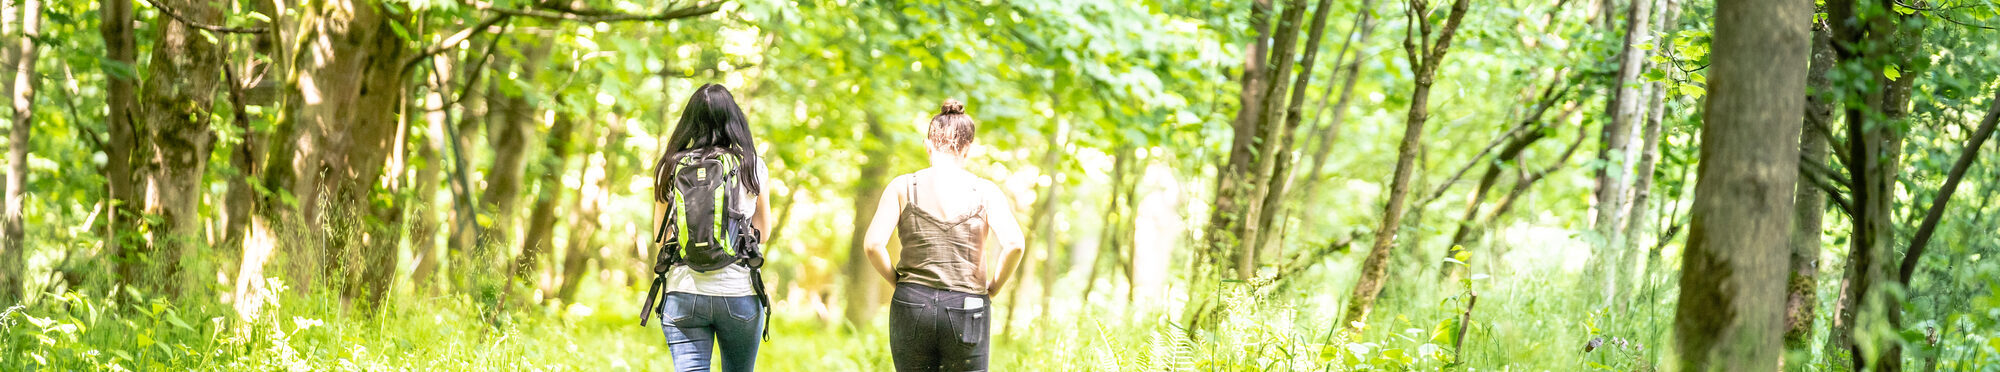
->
<box><xmin>977</xmin><ymin>178</ymin><xmax>1011</xmax><ymax>203</ymax></box>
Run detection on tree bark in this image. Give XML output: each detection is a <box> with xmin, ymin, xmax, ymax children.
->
<box><xmin>1672</xmin><ymin>0</ymin><xmax>1808</xmax><ymax>368</ymax></box>
<box><xmin>1</xmin><ymin>0</ymin><xmax>40</xmax><ymax>302</ymax></box>
<box><xmin>1824</xmin><ymin>1</ymin><xmax>1921</xmax><ymax>368</ymax></box>
<box><xmin>1250</xmin><ymin>0</ymin><xmax>1340</xmax><ymax>266</ymax></box>
<box><xmin>843</xmin><ymin>111</ymin><xmax>893</xmax><ymax>326</ymax></box>
<box><xmin>1585</xmin><ymin>0</ymin><xmax>1652</xmax><ymax>308</ymax></box>
<box><xmin>1203</xmin><ymin>0</ymin><xmax>1272</xmax><ymax>278</ymax></box>
<box><xmin>1783</xmin><ymin>21</ymin><xmax>1836</xmax><ymax>358</ymax></box>
<box><xmin>100</xmin><ymin>0</ymin><xmax>142</xmax><ymax>284</ymax></box>
<box><xmin>1236</xmin><ymin>0</ymin><xmax>1308</xmax><ymax>277</ymax></box>
<box><xmin>1616</xmin><ymin>0</ymin><xmax>1680</xmax><ymax>312</ymax></box>
<box><xmin>136</xmin><ymin>0</ymin><xmax>227</xmax><ymax>293</ymax></box>
<box><xmin>1342</xmin><ymin>0</ymin><xmax>1471</xmax><ymax>332</ymax></box>
<box><xmin>286</xmin><ymin>0</ymin><xmax>412</xmax><ymax>308</ymax></box>
<box><xmin>1185</xmin><ymin>0</ymin><xmax>1275</xmax><ymax>332</ymax></box>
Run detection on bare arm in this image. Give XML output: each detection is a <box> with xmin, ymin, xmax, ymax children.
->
<box><xmin>982</xmin><ymin>184</ymin><xmax>1027</xmax><ymax>294</ymax></box>
<box><xmin>753</xmin><ymin>187</ymin><xmax>773</xmax><ymax>242</ymax></box>
<box><xmin>861</xmin><ymin>176</ymin><xmax>908</xmax><ymax>284</ymax></box>
<box><xmin>653</xmin><ymin>200</ymin><xmax>672</xmax><ymax>243</ymax></box>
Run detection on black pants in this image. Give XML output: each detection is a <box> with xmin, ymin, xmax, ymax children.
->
<box><xmin>889</xmin><ymin>283</ymin><xmax>990</xmax><ymax>372</ymax></box>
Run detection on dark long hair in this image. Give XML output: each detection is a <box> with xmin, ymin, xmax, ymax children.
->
<box><xmin>654</xmin><ymin>83</ymin><xmax>762</xmax><ymax>202</ymax></box>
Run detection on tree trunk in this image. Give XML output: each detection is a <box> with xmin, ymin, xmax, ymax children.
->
<box><xmin>843</xmin><ymin>111</ymin><xmax>893</xmax><ymax>326</ymax></box>
<box><xmin>1585</xmin><ymin>0</ymin><xmax>1652</xmax><ymax>308</ymax></box>
<box><xmin>0</xmin><ymin>0</ymin><xmax>40</xmax><ymax>302</ymax></box>
<box><xmin>1290</xmin><ymin>2</ymin><xmax>1377</xmax><ymax>231</ymax></box>
<box><xmin>137</xmin><ymin>0</ymin><xmax>227</xmax><ymax>293</ymax></box>
<box><xmin>556</xmin><ymin>122</ymin><xmax>615</xmax><ymax>304</ymax></box>
<box><xmin>409</xmin><ymin>58</ymin><xmax>452</xmax><ymax>293</ymax></box>
<box><xmin>477</xmin><ymin>49</ymin><xmax>538</xmax><ymax>252</ymax></box>
<box><xmin>512</xmin><ymin>107</ymin><xmax>581</xmax><ymax>290</ymax></box>
<box><xmin>288</xmin><ymin>0</ymin><xmax>412</xmax><ymax>307</ymax></box>
<box><xmin>1825</xmin><ymin>1</ymin><xmax>1921</xmax><ymax>368</ymax></box>
<box><xmin>1184</xmin><ymin>0</ymin><xmax>1275</xmax><ymax>332</ymax></box>
<box><xmin>1783</xmin><ymin>22</ymin><xmax>1835</xmax><ymax>359</ymax></box>
<box><xmin>1081</xmin><ymin>146</ymin><xmax>1132</xmax><ymax>301</ymax></box>
<box><xmin>100</xmin><ymin>0</ymin><xmax>142</xmax><ymax>284</ymax></box>
<box><xmin>1234</xmin><ymin>0</ymin><xmax>1309</xmax><ymax>278</ymax></box>
<box><xmin>1343</xmin><ymin>0</ymin><xmax>1471</xmax><ymax>332</ymax></box>
<box><xmin>1672</xmin><ymin>0</ymin><xmax>1808</xmax><ymax>368</ymax></box>
<box><xmin>1616</xmin><ymin>0</ymin><xmax>1680</xmax><ymax>311</ymax></box>
<box><xmin>1251</xmin><ymin>0</ymin><xmax>1339</xmax><ymax>266</ymax></box>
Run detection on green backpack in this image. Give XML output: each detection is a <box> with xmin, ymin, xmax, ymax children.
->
<box><xmin>639</xmin><ymin>148</ymin><xmax>770</xmax><ymax>337</ymax></box>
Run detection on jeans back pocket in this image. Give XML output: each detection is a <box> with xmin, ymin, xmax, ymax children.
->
<box><xmin>945</xmin><ymin>306</ymin><xmax>988</xmax><ymax>346</ymax></box>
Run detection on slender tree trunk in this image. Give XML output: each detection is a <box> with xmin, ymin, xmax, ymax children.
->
<box><xmin>843</xmin><ymin>111</ymin><xmax>893</xmax><ymax>326</ymax></box>
<box><xmin>1586</xmin><ymin>0</ymin><xmax>1652</xmax><ymax>308</ymax></box>
<box><xmin>1251</xmin><ymin>0</ymin><xmax>1339</xmax><ymax>264</ymax></box>
<box><xmin>409</xmin><ymin>59</ymin><xmax>452</xmax><ymax>293</ymax></box>
<box><xmin>1235</xmin><ymin>0</ymin><xmax>1309</xmax><ymax>278</ymax></box>
<box><xmin>100</xmin><ymin>0</ymin><xmax>142</xmax><ymax>284</ymax></box>
<box><xmin>1616</xmin><ymin>0</ymin><xmax>1680</xmax><ymax>311</ymax></box>
<box><xmin>1672</xmin><ymin>0</ymin><xmax>1808</xmax><ymax>368</ymax></box>
<box><xmin>137</xmin><ymin>0</ymin><xmax>227</xmax><ymax>293</ymax></box>
<box><xmin>0</xmin><ymin>0</ymin><xmax>39</xmax><ymax>302</ymax></box>
<box><xmin>1290</xmin><ymin>3</ymin><xmax>1376</xmax><ymax>227</ymax></box>
<box><xmin>1343</xmin><ymin>0</ymin><xmax>1471</xmax><ymax>332</ymax></box>
<box><xmin>478</xmin><ymin>47</ymin><xmax>539</xmax><ymax>252</ymax></box>
<box><xmin>512</xmin><ymin>108</ymin><xmax>581</xmax><ymax>290</ymax></box>
<box><xmin>1783</xmin><ymin>22</ymin><xmax>1836</xmax><ymax>361</ymax></box>
<box><xmin>1185</xmin><ymin>0</ymin><xmax>1274</xmax><ymax>332</ymax></box>
<box><xmin>1081</xmin><ymin>147</ymin><xmax>1131</xmax><ymax>301</ymax></box>
<box><xmin>1825</xmin><ymin>2</ymin><xmax>1920</xmax><ymax>368</ymax></box>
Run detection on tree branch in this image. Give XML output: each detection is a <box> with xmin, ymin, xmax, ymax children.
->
<box><xmin>1417</xmin><ymin>81</ymin><xmax>1570</xmax><ymax>207</ymax></box>
<box><xmin>1897</xmin><ymin>85</ymin><xmax>2000</xmax><ymax>284</ymax></box>
<box><xmin>402</xmin><ymin>15</ymin><xmax>512</xmax><ymax>77</ymax></box>
<box><xmin>1799</xmin><ymin>156</ymin><xmax>1859</xmax><ymax>218</ymax></box>
<box><xmin>141</xmin><ymin>0</ymin><xmax>267</xmax><ymax>34</ymax></box>
<box><xmin>1805</xmin><ymin>109</ymin><xmax>1853</xmax><ymax>171</ymax></box>
<box><xmin>472</xmin><ymin>0</ymin><xmax>725</xmax><ymax>24</ymax></box>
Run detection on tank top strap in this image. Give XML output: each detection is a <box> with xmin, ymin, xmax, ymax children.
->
<box><xmin>906</xmin><ymin>170</ymin><xmax>920</xmax><ymax>207</ymax></box>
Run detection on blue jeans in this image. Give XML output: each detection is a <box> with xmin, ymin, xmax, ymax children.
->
<box><xmin>889</xmin><ymin>283</ymin><xmax>990</xmax><ymax>372</ymax></box>
<box><xmin>659</xmin><ymin>293</ymin><xmax>764</xmax><ymax>372</ymax></box>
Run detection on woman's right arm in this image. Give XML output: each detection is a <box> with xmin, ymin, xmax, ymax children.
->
<box><xmin>861</xmin><ymin>175</ymin><xmax>907</xmax><ymax>284</ymax></box>
<box><xmin>653</xmin><ymin>200</ymin><xmax>671</xmax><ymax>243</ymax></box>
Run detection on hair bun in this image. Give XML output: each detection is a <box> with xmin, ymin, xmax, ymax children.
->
<box><xmin>940</xmin><ymin>99</ymin><xmax>966</xmax><ymax>115</ymax></box>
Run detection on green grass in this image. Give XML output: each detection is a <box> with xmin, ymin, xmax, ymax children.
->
<box><xmin>6</xmin><ymin>260</ymin><xmax>1998</xmax><ymax>371</ymax></box>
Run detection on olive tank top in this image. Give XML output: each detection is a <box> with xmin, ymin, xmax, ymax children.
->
<box><xmin>894</xmin><ymin>170</ymin><xmax>991</xmax><ymax>295</ymax></box>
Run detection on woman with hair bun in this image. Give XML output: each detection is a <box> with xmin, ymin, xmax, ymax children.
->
<box><xmin>860</xmin><ymin>99</ymin><xmax>1029</xmax><ymax>371</ymax></box>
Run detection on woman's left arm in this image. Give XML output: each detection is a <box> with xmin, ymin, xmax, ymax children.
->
<box><xmin>983</xmin><ymin>185</ymin><xmax>1027</xmax><ymax>294</ymax></box>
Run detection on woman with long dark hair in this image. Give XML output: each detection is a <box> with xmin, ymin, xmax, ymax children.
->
<box><xmin>861</xmin><ymin>99</ymin><xmax>1029</xmax><ymax>371</ymax></box>
<box><xmin>649</xmin><ymin>83</ymin><xmax>772</xmax><ymax>372</ymax></box>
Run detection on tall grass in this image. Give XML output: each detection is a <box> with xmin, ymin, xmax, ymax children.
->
<box><xmin>6</xmin><ymin>255</ymin><xmax>1999</xmax><ymax>370</ymax></box>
